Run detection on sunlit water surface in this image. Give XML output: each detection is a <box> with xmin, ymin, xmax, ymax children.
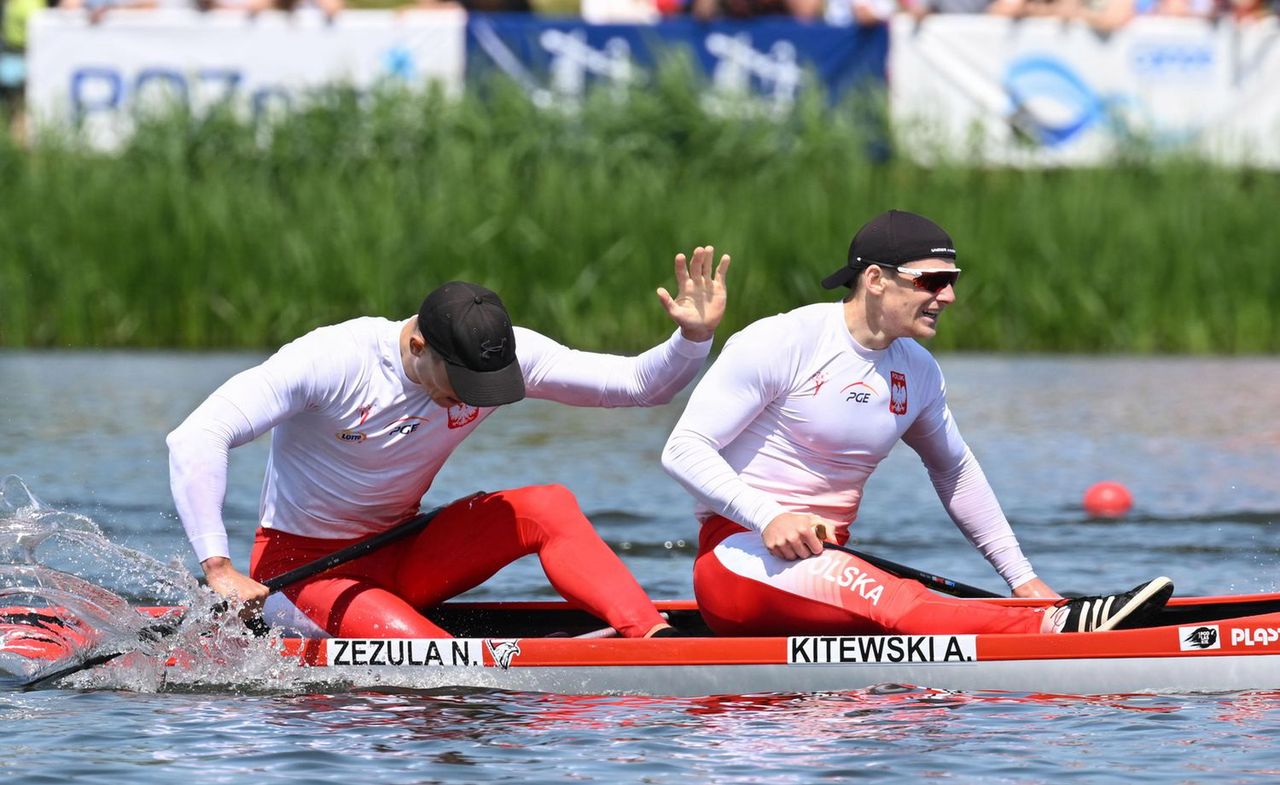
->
<box><xmin>2</xmin><ymin>351</ymin><xmax>1279</xmax><ymax>784</ymax></box>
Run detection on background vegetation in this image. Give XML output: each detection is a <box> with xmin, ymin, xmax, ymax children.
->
<box><xmin>2</xmin><ymin>71</ymin><xmax>1277</xmax><ymax>353</ymax></box>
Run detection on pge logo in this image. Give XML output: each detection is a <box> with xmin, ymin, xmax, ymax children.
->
<box><xmin>1179</xmin><ymin>625</ymin><xmax>1220</xmax><ymax>651</ymax></box>
<box><xmin>385</xmin><ymin>417</ymin><xmax>429</xmax><ymax>438</ymax></box>
<box><xmin>841</xmin><ymin>382</ymin><xmax>877</xmax><ymax>404</ymax></box>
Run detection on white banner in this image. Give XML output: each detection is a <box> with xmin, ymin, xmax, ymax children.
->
<box><xmin>26</xmin><ymin>9</ymin><xmax>467</xmax><ymax>144</ymax></box>
<box><xmin>889</xmin><ymin>16</ymin><xmax>1280</xmax><ymax>167</ymax></box>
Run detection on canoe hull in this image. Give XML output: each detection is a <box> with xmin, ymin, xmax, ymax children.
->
<box><xmin>297</xmin><ymin>656</ymin><xmax>1280</xmax><ymax>696</ymax></box>
<box><xmin>270</xmin><ymin>597</ymin><xmax>1280</xmax><ymax>695</ymax></box>
<box><xmin>9</xmin><ymin>596</ymin><xmax>1280</xmax><ymax>695</ymax></box>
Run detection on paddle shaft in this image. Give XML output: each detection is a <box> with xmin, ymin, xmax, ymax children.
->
<box><xmin>823</xmin><ymin>542</ymin><xmax>1002</xmax><ymax>599</ymax></box>
<box><xmin>260</xmin><ymin>507</ymin><xmax>441</xmax><ymax>592</ymax></box>
<box><xmin>21</xmin><ymin>508</ymin><xmax>442</xmax><ymax>689</ymax></box>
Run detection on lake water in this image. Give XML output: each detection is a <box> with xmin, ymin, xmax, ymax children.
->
<box><xmin>2</xmin><ymin>350</ymin><xmax>1279</xmax><ymax>783</ymax></box>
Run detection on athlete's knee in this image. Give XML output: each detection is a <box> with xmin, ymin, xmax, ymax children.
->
<box><xmin>507</xmin><ymin>484</ymin><xmax>585</xmax><ymax>526</ymax></box>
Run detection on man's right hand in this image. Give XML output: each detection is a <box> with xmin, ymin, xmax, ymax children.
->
<box><xmin>762</xmin><ymin>513</ymin><xmax>840</xmax><ymax>561</ymax></box>
<box><xmin>201</xmin><ymin>557</ymin><xmax>270</xmax><ymax>614</ymax></box>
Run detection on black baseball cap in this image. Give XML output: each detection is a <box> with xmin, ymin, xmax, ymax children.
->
<box><xmin>821</xmin><ymin>210</ymin><xmax>957</xmax><ymax>289</ymax></box>
<box><xmin>418</xmin><ymin>282</ymin><xmax>525</xmax><ymax>407</ymax></box>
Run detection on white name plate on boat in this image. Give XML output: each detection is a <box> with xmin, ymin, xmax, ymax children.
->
<box><xmin>327</xmin><ymin>638</ymin><xmax>485</xmax><ymax>668</ymax></box>
<box><xmin>788</xmin><ymin>635</ymin><xmax>977</xmax><ymax>665</ymax></box>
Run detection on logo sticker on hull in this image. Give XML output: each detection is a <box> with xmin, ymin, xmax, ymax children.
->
<box><xmin>788</xmin><ymin>635</ymin><xmax>976</xmax><ymax>664</ymax></box>
<box><xmin>486</xmin><ymin>639</ymin><xmax>522</xmax><ymax>669</ymax></box>
<box><xmin>1179</xmin><ymin>625</ymin><xmax>1221</xmax><ymax>650</ymax></box>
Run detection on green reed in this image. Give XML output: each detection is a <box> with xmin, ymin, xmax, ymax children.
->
<box><xmin>1</xmin><ymin>71</ymin><xmax>1276</xmax><ymax>353</ymax></box>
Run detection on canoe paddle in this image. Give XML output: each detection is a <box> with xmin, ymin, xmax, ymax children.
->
<box><xmin>18</xmin><ymin>507</ymin><xmax>443</xmax><ymax>690</ymax></box>
<box><xmin>823</xmin><ymin>542</ymin><xmax>1003</xmax><ymax>599</ymax></box>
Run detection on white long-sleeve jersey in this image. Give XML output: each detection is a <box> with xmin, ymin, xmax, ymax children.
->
<box><xmin>661</xmin><ymin>302</ymin><xmax>1035</xmax><ymax>590</ymax></box>
<box><xmin>168</xmin><ymin>317</ymin><xmax>710</xmax><ymax>562</ymax></box>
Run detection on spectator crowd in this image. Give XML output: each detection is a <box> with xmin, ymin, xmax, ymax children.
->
<box><xmin>1</xmin><ymin>0</ymin><xmax>1276</xmax><ymax>131</ymax></box>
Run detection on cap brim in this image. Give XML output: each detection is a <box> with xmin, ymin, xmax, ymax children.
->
<box><xmin>446</xmin><ymin>360</ymin><xmax>526</xmax><ymax>407</ymax></box>
<box><xmin>821</xmin><ymin>266</ymin><xmax>856</xmax><ymax>290</ymax></box>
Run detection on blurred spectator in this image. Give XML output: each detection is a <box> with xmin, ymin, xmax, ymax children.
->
<box><xmin>55</xmin><ymin>0</ymin><xmax>346</xmax><ymax>19</ymax></box>
<box><xmin>818</xmin><ymin>0</ymin><xmax>902</xmax><ymax>24</ymax></box>
<box><xmin>3</xmin><ymin>0</ymin><xmax>49</xmax><ymax>132</ymax></box>
<box><xmin>691</xmin><ymin>0</ymin><xmax>812</xmax><ymax>20</ymax></box>
<box><xmin>904</xmin><ymin>0</ymin><xmax>991</xmax><ymax>16</ymax></box>
<box><xmin>1227</xmin><ymin>0</ymin><xmax>1273</xmax><ymax>20</ymax></box>
<box><xmin>1056</xmin><ymin>0</ymin><xmax>1215</xmax><ymax>32</ymax></box>
<box><xmin>579</xmin><ymin>0</ymin><xmax>655</xmax><ymax>21</ymax></box>
<box><xmin>987</xmin><ymin>0</ymin><xmax>1060</xmax><ymax>18</ymax></box>
<box><xmin>406</xmin><ymin>0</ymin><xmax>523</xmax><ymax>10</ymax></box>
<box><xmin>246</xmin><ymin>0</ymin><xmax>345</xmax><ymax>15</ymax></box>
<box><xmin>3</xmin><ymin>0</ymin><xmax>46</xmax><ymax>55</ymax></box>
<box><xmin>1158</xmin><ymin>0</ymin><xmax>1218</xmax><ymax>17</ymax></box>
<box><xmin>991</xmin><ymin>0</ymin><xmax>1222</xmax><ymax>26</ymax></box>
<box><xmin>58</xmin><ymin>0</ymin><xmax>190</xmax><ymax>25</ymax></box>
<box><xmin>203</xmin><ymin>0</ymin><xmax>345</xmax><ymax>14</ymax></box>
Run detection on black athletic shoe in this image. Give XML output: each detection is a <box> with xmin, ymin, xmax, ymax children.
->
<box><xmin>1054</xmin><ymin>576</ymin><xmax>1175</xmax><ymax>633</ymax></box>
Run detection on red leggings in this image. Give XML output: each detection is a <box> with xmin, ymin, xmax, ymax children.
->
<box><xmin>693</xmin><ymin>517</ymin><xmax>1046</xmax><ymax>636</ymax></box>
<box><xmin>251</xmin><ymin>485</ymin><xmax>665</xmax><ymax>638</ymax></box>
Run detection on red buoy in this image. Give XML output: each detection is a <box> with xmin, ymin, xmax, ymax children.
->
<box><xmin>1083</xmin><ymin>481</ymin><xmax>1133</xmax><ymax>518</ymax></box>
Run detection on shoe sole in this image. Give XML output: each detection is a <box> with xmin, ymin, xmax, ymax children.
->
<box><xmin>1098</xmin><ymin>576</ymin><xmax>1175</xmax><ymax>631</ymax></box>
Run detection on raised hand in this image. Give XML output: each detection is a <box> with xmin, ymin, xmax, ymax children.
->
<box><xmin>657</xmin><ymin>245</ymin><xmax>731</xmax><ymax>343</ymax></box>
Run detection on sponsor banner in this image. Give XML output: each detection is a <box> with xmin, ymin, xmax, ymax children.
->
<box><xmin>327</xmin><ymin>638</ymin><xmax>485</xmax><ymax>667</ymax></box>
<box><xmin>465</xmin><ymin>14</ymin><xmax>888</xmax><ymax>112</ymax></box>
<box><xmin>890</xmin><ymin>16</ymin><xmax>1280</xmax><ymax>168</ymax></box>
<box><xmin>789</xmin><ymin>635</ymin><xmax>976</xmax><ymax>665</ymax></box>
<box><xmin>1179</xmin><ymin>625</ymin><xmax>1221</xmax><ymax>651</ymax></box>
<box><xmin>26</xmin><ymin>8</ymin><xmax>467</xmax><ymax>146</ymax></box>
<box><xmin>1230</xmin><ymin>627</ymin><xmax>1280</xmax><ymax>649</ymax></box>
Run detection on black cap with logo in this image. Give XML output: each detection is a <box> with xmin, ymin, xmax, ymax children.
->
<box><xmin>821</xmin><ymin>210</ymin><xmax>958</xmax><ymax>289</ymax></box>
<box><xmin>418</xmin><ymin>282</ymin><xmax>525</xmax><ymax>407</ymax></box>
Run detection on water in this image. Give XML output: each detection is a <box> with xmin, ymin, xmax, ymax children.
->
<box><xmin>2</xmin><ymin>350</ymin><xmax>1280</xmax><ymax>783</ymax></box>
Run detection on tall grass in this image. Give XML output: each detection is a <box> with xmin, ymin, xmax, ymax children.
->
<box><xmin>1</xmin><ymin>71</ymin><xmax>1277</xmax><ymax>353</ymax></box>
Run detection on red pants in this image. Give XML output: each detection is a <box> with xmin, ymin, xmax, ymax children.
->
<box><xmin>693</xmin><ymin>517</ymin><xmax>1045</xmax><ymax>636</ymax></box>
<box><xmin>251</xmin><ymin>485</ymin><xmax>665</xmax><ymax>638</ymax></box>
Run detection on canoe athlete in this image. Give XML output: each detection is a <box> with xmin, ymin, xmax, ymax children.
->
<box><xmin>168</xmin><ymin>247</ymin><xmax>729</xmax><ymax>639</ymax></box>
<box><xmin>662</xmin><ymin>212</ymin><xmax>1173</xmax><ymax>635</ymax></box>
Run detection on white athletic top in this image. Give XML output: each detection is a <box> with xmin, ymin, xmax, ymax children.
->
<box><xmin>168</xmin><ymin>317</ymin><xmax>711</xmax><ymax>563</ymax></box>
<box><xmin>661</xmin><ymin>302</ymin><xmax>1035</xmax><ymax>590</ymax></box>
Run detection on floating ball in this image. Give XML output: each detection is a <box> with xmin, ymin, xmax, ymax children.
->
<box><xmin>1083</xmin><ymin>481</ymin><xmax>1133</xmax><ymax>518</ymax></box>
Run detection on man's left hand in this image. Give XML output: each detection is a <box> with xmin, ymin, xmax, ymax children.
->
<box><xmin>658</xmin><ymin>246</ymin><xmax>731</xmax><ymax>343</ymax></box>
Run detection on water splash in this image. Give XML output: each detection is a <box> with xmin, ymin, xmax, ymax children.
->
<box><xmin>0</xmin><ymin>475</ymin><xmax>197</xmax><ymax>604</ymax></box>
<box><xmin>0</xmin><ymin>475</ymin><xmax>505</xmax><ymax>694</ymax></box>
<box><xmin>0</xmin><ymin>474</ymin><xmax>305</xmax><ymax>690</ymax></box>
